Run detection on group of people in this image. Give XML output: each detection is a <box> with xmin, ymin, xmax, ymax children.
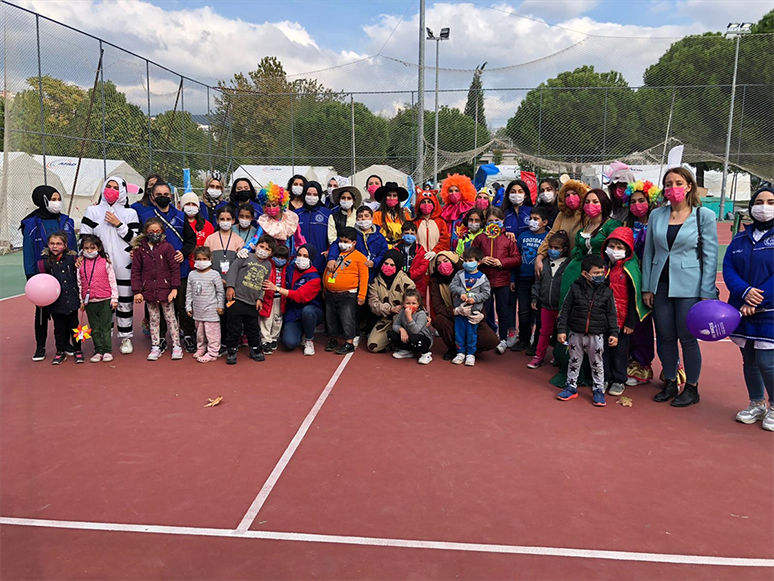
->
<box><xmin>20</xmin><ymin>165</ymin><xmax>774</xmax><ymax>429</ymax></box>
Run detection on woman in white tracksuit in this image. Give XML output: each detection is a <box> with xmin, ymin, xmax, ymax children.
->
<box><xmin>80</xmin><ymin>176</ymin><xmax>140</xmax><ymax>354</ymax></box>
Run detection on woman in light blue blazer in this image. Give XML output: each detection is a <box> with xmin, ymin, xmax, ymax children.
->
<box><xmin>642</xmin><ymin>167</ymin><xmax>718</xmax><ymax>407</ymax></box>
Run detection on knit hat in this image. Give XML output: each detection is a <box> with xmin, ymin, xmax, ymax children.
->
<box><xmin>180</xmin><ymin>192</ymin><xmax>200</xmax><ymax>207</ymax></box>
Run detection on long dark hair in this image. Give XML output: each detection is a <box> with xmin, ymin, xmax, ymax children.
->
<box><xmin>137</xmin><ymin>174</ymin><xmax>165</xmax><ymax>207</ymax></box>
<box><xmin>80</xmin><ymin>234</ymin><xmax>110</xmax><ymax>261</ymax></box>
<box><xmin>502</xmin><ymin>179</ymin><xmax>534</xmax><ymax>213</ymax></box>
<box><xmin>287</xmin><ymin>174</ymin><xmax>308</xmax><ymax>195</ymax></box>
<box><xmin>229</xmin><ymin>178</ymin><xmax>256</xmax><ymax>204</ymax></box>
<box><xmin>583</xmin><ymin>188</ymin><xmax>612</xmax><ymax>235</ymax></box>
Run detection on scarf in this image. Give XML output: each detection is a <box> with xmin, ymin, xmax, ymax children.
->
<box><xmin>20</xmin><ymin>185</ymin><xmax>60</xmax><ymax>229</ymax></box>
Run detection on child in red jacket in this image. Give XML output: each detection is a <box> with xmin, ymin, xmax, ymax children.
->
<box><xmin>394</xmin><ymin>221</ymin><xmax>430</xmax><ymax>296</ymax></box>
<box><xmin>259</xmin><ymin>244</ymin><xmax>289</xmax><ymax>354</ymax></box>
<box><xmin>473</xmin><ymin>207</ymin><xmax>521</xmax><ymax>349</ymax></box>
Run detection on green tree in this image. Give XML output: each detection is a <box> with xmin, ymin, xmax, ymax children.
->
<box><xmin>151</xmin><ymin>110</ymin><xmax>210</xmax><ymax>187</ymax></box>
<box><xmin>463</xmin><ymin>64</ymin><xmax>486</xmax><ymax>128</ymax></box>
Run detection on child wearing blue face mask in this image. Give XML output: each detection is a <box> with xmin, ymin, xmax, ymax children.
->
<box><xmin>528</xmin><ymin>231</ymin><xmax>570</xmax><ymax>369</ymax></box>
<box><xmin>258</xmin><ymin>244</ymin><xmax>290</xmax><ymax>354</ymax></box>
<box><xmin>395</xmin><ymin>221</ymin><xmax>430</xmax><ymax>296</ymax></box>
<box><xmin>449</xmin><ymin>246</ymin><xmax>491</xmax><ymax>367</ymax></box>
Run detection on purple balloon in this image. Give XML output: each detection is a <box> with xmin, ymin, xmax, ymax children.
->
<box><xmin>686</xmin><ymin>300</ymin><xmax>741</xmax><ymax>341</ymax></box>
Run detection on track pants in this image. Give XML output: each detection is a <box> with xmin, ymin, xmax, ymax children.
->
<box><xmin>566</xmin><ymin>332</ymin><xmax>605</xmax><ymax>392</ymax></box>
<box><xmin>114</xmin><ymin>269</ymin><xmax>134</xmax><ymax>338</ymax></box>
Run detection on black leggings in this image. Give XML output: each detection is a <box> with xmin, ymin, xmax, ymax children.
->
<box><xmin>387</xmin><ymin>329</ymin><xmax>431</xmax><ymax>354</ymax></box>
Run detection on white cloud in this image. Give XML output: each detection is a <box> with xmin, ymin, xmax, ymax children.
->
<box><xmin>518</xmin><ymin>0</ymin><xmax>600</xmax><ymax>20</ymax></box>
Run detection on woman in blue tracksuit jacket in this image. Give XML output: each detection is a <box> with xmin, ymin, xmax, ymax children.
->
<box><xmin>501</xmin><ymin>179</ymin><xmax>534</xmax><ymax>242</ymax></box>
<box><xmin>21</xmin><ymin>185</ymin><xmax>77</xmax><ymax>361</ymax></box>
<box><xmin>723</xmin><ymin>186</ymin><xmax>774</xmax><ymax>431</ymax></box>
<box><xmin>294</xmin><ymin>181</ymin><xmax>331</xmax><ymax>272</ymax></box>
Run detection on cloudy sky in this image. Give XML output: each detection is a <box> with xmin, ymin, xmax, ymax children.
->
<box><xmin>7</xmin><ymin>0</ymin><xmax>773</xmax><ymax>124</ymax></box>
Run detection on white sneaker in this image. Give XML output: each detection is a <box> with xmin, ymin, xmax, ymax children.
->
<box><xmin>393</xmin><ymin>349</ymin><xmax>414</xmax><ymax>359</ymax></box>
<box><xmin>120</xmin><ymin>338</ymin><xmax>133</xmax><ymax>354</ymax></box>
<box><xmin>761</xmin><ymin>408</ymin><xmax>774</xmax><ymax>432</ymax></box>
<box><xmin>147</xmin><ymin>346</ymin><xmax>161</xmax><ymax>361</ymax></box>
<box><xmin>89</xmin><ymin>353</ymin><xmax>103</xmax><ymax>363</ymax></box>
<box><xmin>417</xmin><ymin>352</ymin><xmax>432</xmax><ymax>365</ymax></box>
<box><xmin>451</xmin><ymin>353</ymin><xmax>465</xmax><ymax>365</ymax></box>
<box><xmin>102</xmin><ymin>353</ymin><xmax>113</xmax><ymax>362</ymax></box>
<box><xmin>608</xmin><ymin>383</ymin><xmax>625</xmax><ymax>396</ymax></box>
<box><xmin>736</xmin><ymin>401</ymin><xmax>768</xmax><ymax>424</ymax></box>
<box><xmin>496</xmin><ymin>340</ymin><xmax>508</xmax><ymax>354</ymax></box>
<box><xmin>625</xmin><ymin>376</ymin><xmax>641</xmax><ymax>386</ymax></box>
<box><xmin>464</xmin><ymin>354</ymin><xmax>476</xmax><ymax>366</ymax></box>
<box><xmin>303</xmin><ymin>340</ymin><xmax>315</xmax><ymax>356</ymax></box>
<box><xmin>171</xmin><ymin>346</ymin><xmax>184</xmax><ymax>360</ymax></box>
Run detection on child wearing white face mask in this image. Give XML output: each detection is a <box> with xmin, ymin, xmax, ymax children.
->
<box><xmin>186</xmin><ymin>247</ymin><xmax>225</xmax><ymax>363</ymax></box>
<box><xmin>514</xmin><ymin>206</ymin><xmax>550</xmax><ymax>354</ymax></box>
<box><xmin>78</xmin><ymin>235</ymin><xmax>118</xmax><ymax>362</ymax></box>
<box><xmin>232</xmin><ymin>204</ymin><xmax>258</xmax><ymax>244</ymax></box>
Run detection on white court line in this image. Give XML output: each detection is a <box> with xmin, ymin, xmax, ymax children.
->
<box><xmin>235</xmin><ymin>338</ymin><xmax>358</xmax><ymax>533</ymax></box>
<box><xmin>0</xmin><ymin>516</ymin><xmax>771</xmax><ymax>568</ymax></box>
<box><xmin>0</xmin><ymin>293</ymin><xmax>24</xmax><ymax>302</ymax></box>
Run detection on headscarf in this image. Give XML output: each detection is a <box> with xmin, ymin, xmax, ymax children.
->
<box><xmin>750</xmin><ymin>186</ymin><xmax>774</xmax><ymax>231</ymax></box>
<box><xmin>379</xmin><ymin>249</ymin><xmax>404</xmax><ymax>288</ymax></box>
<box><xmin>303</xmin><ymin>181</ymin><xmax>324</xmax><ymax>209</ymax></box>
<box><xmin>430</xmin><ymin>250</ymin><xmax>459</xmax><ymax>285</ymax></box>
<box><xmin>296</xmin><ymin>242</ymin><xmax>318</xmax><ymax>265</ymax></box>
<box><xmin>20</xmin><ymin>185</ymin><xmax>60</xmax><ymax>229</ymax></box>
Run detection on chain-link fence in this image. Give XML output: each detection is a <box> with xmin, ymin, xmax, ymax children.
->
<box><xmin>2</xmin><ymin>2</ymin><xmax>773</xmax><ymax>248</ymax></box>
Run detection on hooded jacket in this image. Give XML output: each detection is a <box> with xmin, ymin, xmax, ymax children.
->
<box><xmin>449</xmin><ymin>268</ymin><xmax>491</xmax><ymax>313</ymax></box>
<box><xmin>295</xmin><ymin>188</ymin><xmax>331</xmax><ymax>270</ymax></box>
<box><xmin>21</xmin><ymin>185</ymin><xmax>77</xmax><ymax>276</ymax></box>
<box><xmin>472</xmin><ymin>227</ymin><xmax>522</xmax><ymax>287</ymax></box>
<box><xmin>38</xmin><ymin>250</ymin><xmax>80</xmax><ymax>315</ymax></box>
<box><xmin>130</xmin><ymin>233</ymin><xmax>181</xmax><ymax>303</ymax></box>
<box><xmin>537</xmin><ymin>180</ymin><xmax>589</xmax><ymax>257</ymax></box>
<box><xmin>284</xmin><ymin>244</ymin><xmax>323</xmax><ymax>324</ymax></box>
<box><xmin>328</xmin><ymin>224</ymin><xmax>388</xmax><ymax>281</ymax></box>
<box><xmin>414</xmin><ymin>191</ymin><xmax>450</xmax><ymax>254</ymax></box>
<box><xmin>601</xmin><ymin>226</ymin><xmax>649</xmax><ymax>329</ymax></box>
<box><xmin>440</xmin><ymin>174</ymin><xmax>476</xmax><ymax>250</ymax></box>
<box><xmin>557</xmin><ymin>277</ymin><xmax>618</xmax><ymax>337</ymax></box>
<box><xmin>393</xmin><ymin>238</ymin><xmax>430</xmax><ymax>295</ymax></box>
<box><xmin>531</xmin><ymin>255</ymin><xmax>569</xmax><ymax>311</ymax></box>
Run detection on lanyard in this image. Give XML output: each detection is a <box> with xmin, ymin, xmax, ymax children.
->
<box><xmin>218</xmin><ymin>230</ymin><xmax>233</xmax><ymax>252</ymax></box>
<box><xmin>82</xmin><ymin>258</ymin><xmax>98</xmax><ymax>303</ymax></box>
<box><xmin>153</xmin><ymin>208</ymin><xmax>184</xmax><ymax>242</ymax></box>
<box><xmin>330</xmin><ymin>251</ymin><xmax>353</xmax><ymax>276</ymax></box>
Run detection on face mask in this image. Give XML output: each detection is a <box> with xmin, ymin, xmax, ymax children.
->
<box><xmin>367</xmin><ymin>184</ymin><xmax>379</xmax><ymax>196</ymax></box>
<box><xmin>194</xmin><ymin>260</ymin><xmax>211</xmax><ymax>270</ymax></box>
<box><xmin>584</xmin><ymin>204</ymin><xmax>602</xmax><ymax>218</ymax></box>
<box><xmin>46</xmin><ymin>200</ymin><xmax>62</xmax><ymax>214</ymax></box>
<box><xmin>420</xmin><ymin>202</ymin><xmax>434</xmax><ymax>215</ymax></box>
<box><xmin>606</xmin><ymin>247</ymin><xmax>626</xmax><ymax>262</ymax></box>
<box><xmin>539</xmin><ymin>191</ymin><xmax>555</xmax><ymax>203</ymax></box>
<box><xmin>630</xmin><ymin>201</ymin><xmax>649</xmax><ymax>218</ymax></box>
<box><xmin>235</xmin><ymin>190</ymin><xmax>251</xmax><ymax>202</ymax></box>
<box><xmin>402</xmin><ymin>233</ymin><xmax>416</xmax><ymax>244</ymax></box>
<box><xmin>272</xmin><ymin>257</ymin><xmax>287</xmax><ymax>268</ymax></box>
<box><xmin>489</xmin><ymin>220</ymin><xmax>504</xmax><ymax>229</ymax></box>
<box><xmin>448</xmin><ymin>192</ymin><xmax>461</xmax><ymax>204</ymax></box>
<box><xmin>664</xmin><ymin>186</ymin><xmax>686</xmax><ymax>204</ymax></box>
<box><xmin>468</xmin><ymin>222</ymin><xmax>481</xmax><ymax>232</ymax></box>
<box><xmin>437</xmin><ymin>261</ymin><xmax>454</xmax><ymax>276</ymax></box>
<box><xmin>184</xmin><ymin>205</ymin><xmax>199</xmax><ymax>217</ymax></box>
<box><xmin>564</xmin><ymin>194</ymin><xmax>580</xmax><ymax>210</ymax></box>
<box><xmin>509</xmin><ymin>193</ymin><xmax>525</xmax><ymax>205</ymax></box>
<box><xmin>381</xmin><ymin>264</ymin><xmax>396</xmax><ymax>277</ymax></box>
<box><xmin>154</xmin><ymin>195</ymin><xmax>171</xmax><ymax>208</ymax></box>
<box><xmin>356</xmin><ymin>219</ymin><xmax>372</xmax><ymax>231</ymax></box>
<box><xmin>103</xmin><ymin>187</ymin><xmax>120</xmax><ymax>205</ymax></box>
<box><xmin>547</xmin><ymin>249</ymin><xmax>563</xmax><ymax>260</ymax></box>
<box><xmin>338</xmin><ymin>241</ymin><xmax>353</xmax><ymax>252</ymax></box>
<box><xmin>589</xmin><ymin>274</ymin><xmax>605</xmax><ymax>286</ymax></box>
<box><xmin>238</xmin><ymin>218</ymin><xmax>252</xmax><ymax>229</ymax></box>
<box><xmin>219</xmin><ymin>220</ymin><xmax>233</xmax><ymax>231</ymax></box>
<box><xmin>751</xmin><ymin>204</ymin><xmax>774</xmax><ymax>222</ymax></box>
<box><xmin>339</xmin><ymin>199</ymin><xmax>354</xmax><ymax>210</ymax></box>
<box><xmin>305</xmin><ymin>195</ymin><xmax>319</xmax><ymax>206</ymax></box>
<box><xmin>327</xmin><ymin>187</ymin><xmax>334</xmax><ymax>197</ymax></box>
<box><xmin>462</xmin><ymin>261</ymin><xmax>478</xmax><ymax>273</ymax></box>
<box><xmin>147</xmin><ymin>232</ymin><xmax>163</xmax><ymax>244</ymax></box>
<box><xmin>528</xmin><ymin>219</ymin><xmax>541</xmax><ymax>232</ymax></box>
<box><xmin>266</xmin><ymin>206</ymin><xmax>281</xmax><ymax>218</ymax></box>
<box><xmin>83</xmin><ymin>250</ymin><xmax>98</xmax><ymax>259</ymax></box>
<box><xmin>475</xmin><ymin>198</ymin><xmax>489</xmax><ymax>210</ymax></box>
<box><xmin>295</xmin><ymin>256</ymin><xmax>311</xmax><ymax>270</ymax></box>
<box><xmin>614</xmin><ymin>184</ymin><xmax>628</xmax><ymax>200</ymax></box>
<box><xmin>385</xmin><ymin>198</ymin><xmax>399</xmax><ymax>208</ymax></box>
<box><xmin>207</xmin><ymin>188</ymin><xmax>223</xmax><ymax>200</ymax></box>
<box><xmin>291</xmin><ymin>185</ymin><xmax>303</xmax><ymax>196</ymax></box>
<box><xmin>255</xmin><ymin>248</ymin><xmax>269</xmax><ymax>260</ymax></box>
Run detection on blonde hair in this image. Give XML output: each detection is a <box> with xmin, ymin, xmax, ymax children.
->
<box><xmin>663</xmin><ymin>167</ymin><xmax>701</xmax><ymax>208</ymax></box>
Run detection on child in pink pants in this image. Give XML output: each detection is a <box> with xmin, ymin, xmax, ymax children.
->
<box><xmin>185</xmin><ymin>247</ymin><xmax>225</xmax><ymax>362</ymax></box>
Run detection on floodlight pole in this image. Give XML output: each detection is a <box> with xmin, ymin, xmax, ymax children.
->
<box><xmin>433</xmin><ymin>37</ymin><xmax>440</xmax><ymax>187</ymax></box>
<box><xmin>416</xmin><ymin>0</ymin><xmax>425</xmax><ymax>187</ymax></box>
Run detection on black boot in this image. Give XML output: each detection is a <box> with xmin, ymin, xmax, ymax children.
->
<box><xmin>671</xmin><ymin>383</ymin><xmax>700</xmax><ymax>407</ymax></box>
<box><xmin>249</xmin><ymin>345</ymin><xmax>265</xmax><ymax>362</ymax></box>
<box><xmin>226</xmin><ymin>348</ymin><xmax>238</xmax><ymax>365</ymax></box>
<box><xmin>443</xmin><ymin>347</ymin><xmax>457</xmax><ymax>361</ymax></box>
<box><xmin>653</xmin><ymin>379</ymin><xmax>679</xmax><ymax>402</ymax></box>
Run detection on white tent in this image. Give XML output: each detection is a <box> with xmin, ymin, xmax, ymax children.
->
<box><xmin>0</xmin><ymin>153</ymin><xmax>67</xmax><ymax>248</ymax></box>
<box><xmin>231</xmin><ymin>165</ymin><xmax>337</xmax><ymax>190</ymax></box>
<box><xmin>350</xmin><ymin>164</ymin><xmax>409</xmax><ymax>194</ymax></box>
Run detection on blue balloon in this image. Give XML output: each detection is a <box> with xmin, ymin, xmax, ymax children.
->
<box><xmin>686</xmin><ymin>300</ymin><xmax>741</xmax><ymax>341</ymax></box>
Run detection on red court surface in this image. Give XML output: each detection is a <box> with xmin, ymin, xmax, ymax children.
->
<box><xmin>1</xmin><ymin>295</ymin><xmax>772</xmax><ymax>580</ymax></box>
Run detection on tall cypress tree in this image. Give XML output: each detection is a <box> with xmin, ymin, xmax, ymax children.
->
<box><xmin>464</xmin><ymin>63</ymin><xmax>486</xmax><ymax>128</ymax></box>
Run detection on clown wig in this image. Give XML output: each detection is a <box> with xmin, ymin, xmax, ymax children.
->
<box><xmin>257</xmin><ymin>182</ymin><xmax>289</xmax><ymax>209</ymax></box>
<box><xmin>625</xmin><ymin>180</ymin><xmax>662</xmax><ymax>206</ymax></box>
<box><xmin>439</xmin><ymin>174</ymin><xmax>476</xmax><ymax>205</ymax></box>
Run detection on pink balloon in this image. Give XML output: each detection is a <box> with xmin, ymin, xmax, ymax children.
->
<box><xmin>25</xmin><ymin>273</ymin><xmax>61</xmax><ymax>307</ymax></box>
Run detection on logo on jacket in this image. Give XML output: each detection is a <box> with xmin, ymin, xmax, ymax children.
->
<box><xmin>315</xmin><ymin>214</ymin><xmax>324</xmax><ymax>223</ymax></box>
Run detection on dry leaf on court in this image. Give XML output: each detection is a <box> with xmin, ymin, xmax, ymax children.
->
<box><xmin>204</xmin><ymin>396</ymin><xmax>223</xmax><ymax>408</ymax></box>
<box><xmin>617</xmin><ymin>397</ymin><xmax>633</xmax><ymax>407</ymax></box>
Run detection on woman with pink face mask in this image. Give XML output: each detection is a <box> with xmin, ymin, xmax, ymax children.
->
<box><xmin>642</xmin><ymin>167</ymin><xmax>718</xmax><ymax>407</ymax></box>
<box><xmin>534</xmin><ymin>179</ymin><xmax>589</xmax><ymax>279</ymax></box>
<box><xmin>372</xmin><ymin>182</ymin><xmax>411</xmax><ymax>246</ymax></box>
<box><xmin>363</xmin><ymin>174</ymin><xmax>383</xmax><ymax>211</ymax></box>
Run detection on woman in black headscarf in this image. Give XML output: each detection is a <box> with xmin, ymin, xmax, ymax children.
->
<box><xmin>366</xmin><ymin>249</ymin><xmax>416</xmax><ymax>352</ymax></box>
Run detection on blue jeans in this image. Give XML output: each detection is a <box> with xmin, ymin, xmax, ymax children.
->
<box><xmin>282</xmin><ymin>305</ymin><xmax>324</xmax><ymax>349</ymax></box>
<box><xmin>740</xmin><ymin>341</ymin><xmax>774</xmax><ymax>402</ymax></box>
<box><xmin>652</xmin><ymin>280</ymin><xmax>702</xmax><ymax>384</ymax></box>
<box><xmin>455</xmin><ymin>315</ymin><xmax>478</xmax><ymax>355</ymax></box>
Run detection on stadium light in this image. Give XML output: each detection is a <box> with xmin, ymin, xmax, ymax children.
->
<box><xmin>426</xmin><ymin>26</ymin><xmax>450</xmax><ymax>187</ymax></box>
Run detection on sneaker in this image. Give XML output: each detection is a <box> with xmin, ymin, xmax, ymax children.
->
<box><xmin>763</xmin><ymin>408</ymin><xmax>774</xmax><ymax>432</ymax></box>
<box><xmin>736</xmin><ymin>401</ymin><xmax>768</xmax><ymax>424</ymax></box>
<box><xmin>159</xmin><ymin>338</ymin><xmax>168</xmax><ymax>354</ymax></box>
<box><xmin>418</xmin><ymin>352</ymin><xmax>433</xmax><ymax>365</ymax></box>
<box><xmin>90</xmin><ymin>353</ymin><xmax>103</xmax><ymax>363</ymax></box>
<box><xmin>270</xmin><ymin>340</ymin><xmax>278</xmax><ymax>350</ymax></box>
<box><xmin>147</xmin><ymin>346</ymin><xmax>162</xmax><ymax>361</ymax></box>
<box><xmin>510</xmin><ymin>341</ymin><xmax>528</xmax><ymax>352</ymax></box>
<box><xmin>226</xmin><ymin>348</ymin><xmax>238</xmax><ymax>365</ymax></box>
<box><xmin>608</xmin><ymin>383</ymin><xmax>625</xmax><ymax>397</ymax></box>
<box><xmin>625</xmin><ymin>377</ymin><xmax>641</xmax><ymax>387</ymax></box>
<box><xmin>218</xmin><ymin>345</ymin><xmax>228</xmax><ymax>358</ymax></box>
<box><xmin>525</xmin><ymin>345</ymin><xmax>537</xmax><ymax>357</ymax></box>
<box><xmin>51</xmin><ymin>352</ymin><xmax>66</xmax><ymax>365</ymax></box>
<box><xmin>593</xmin><ymin>390</ymin><xmax>607</xmax><ymax>407</ymax></box>
<box><xmin>183</xmin><ymin>336</ymin><xmax>196</xmax><ymax>353</ymax></box>
<box><xmin>141</xmin><ymin>318</ymin><xmax>150</xmax><ymax>337</ymax></box>
<box><xmin>171</xmin><ymin>346</ymin><xmax>184</xmax><ymax>360</ymax></box>
<box><xmin>451</xmin><ymin>353</ymin><xmax>465</xmax><ymax>365</ymax></box>
<box><xmin>102</xmin><ymin>353</ymin><xmax>113</xmax><ymax>362</ymax></box>
<box><xmin>325</xmin><ymin>338</ymin><xmax>338</xmax><ymax>352</ymax></box>
<box><xmin>74</xmin><ymin>351</ymin><xmax>85</xmax><ymax>364</ymax></box>
<box><xmin>262</xmin><ymin>343</ymin><xmax>274</xmax><ymax>355</ymax></box>
<box><xmin>464</xmin><ymin>354</ymin><xmax>476</xmax><ymax>366</ymax></box>
<box><xmin>197</xmin><ymin>354</ymin><xmax>216</xmax><ymax>363</ymax></box>
<box><xmin>303</xmin><ymin>340</ymin><xmax>315</xmax><ymax>356</ymax></box>
<box><xmin>120</xmin><ymin>338</ymin><xmax>133</xmax><ymax>354</ymax></box>
<box><xmin>32</xmin><ymin>348</ymin><xmax>46</xmax><ymax>362</ymax></box>
<box><xmin>527</xmin><ymin>356</ymin><xmax>544</xmax><ymax>369</ymax></box>
<box><xmin>335</xmin><ymin>342</ymin><xmax>355</xmax><ymax>355</ymax></box>
<box><xmin>392</xmin><ymin>349</ymin><xmax>414</xmax><ymax>359</ymax></box>
<box><xmin>505</xmin><ymin>331</ymin><xmax>518</xmax><ymax>348</ymax></box>
<box><xmin>556</xmin><ymin>388</ymin><xmax>578</xmax><ymax>401</ymax></box>
<box><xmin>495</xmin><ymin>340</ymin><xmax>508</xmax><ymax>355</ymax></box>
<box><xmin>249</xmin><ymin>346</ymin><xmax>265</xmax><ymax>361</ymax></box>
